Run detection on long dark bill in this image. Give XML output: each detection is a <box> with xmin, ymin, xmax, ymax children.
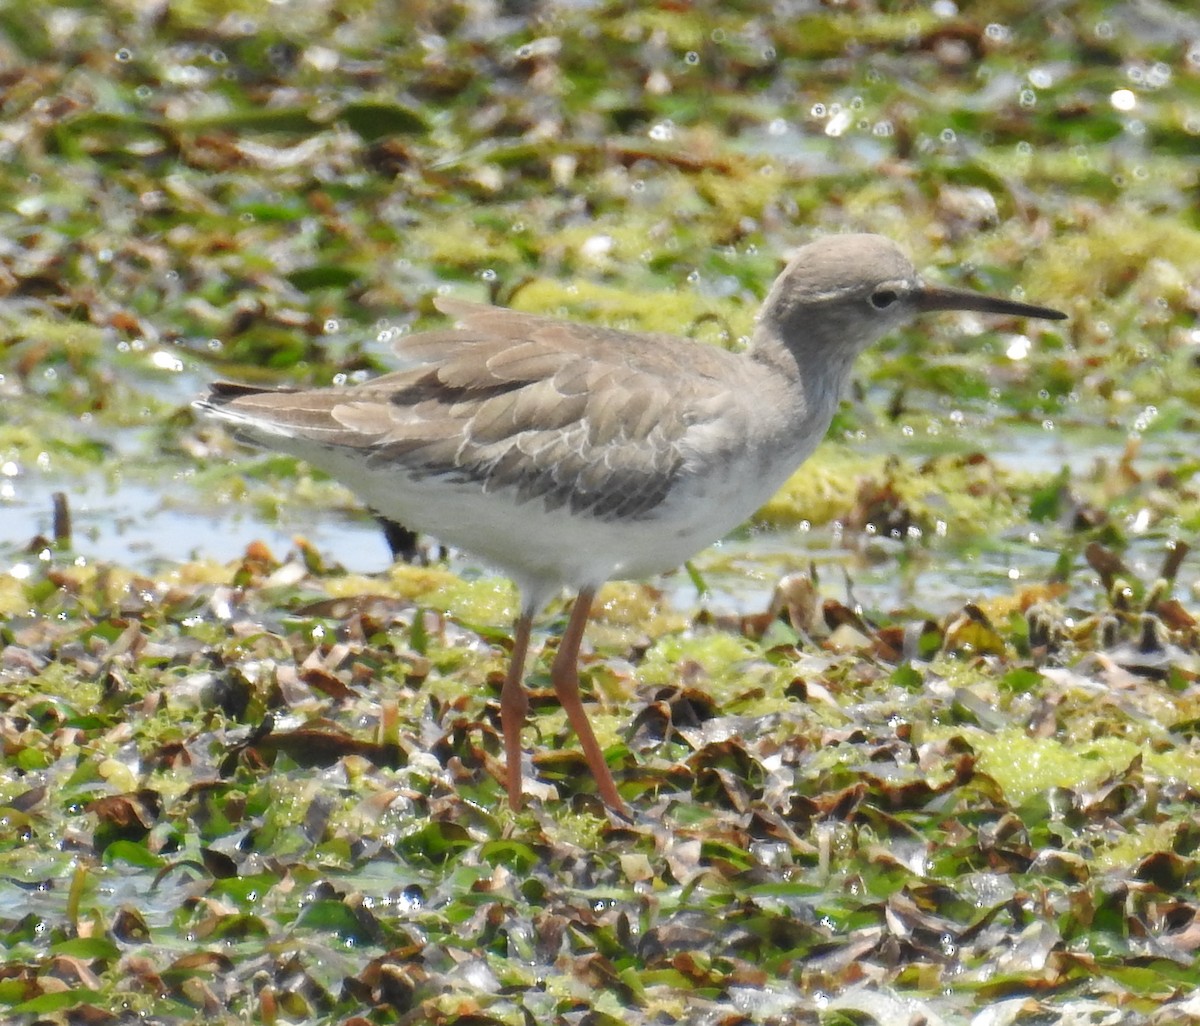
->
<box><xmin>917</xmin><ymin>284</ymin><xmax>1067</xmax><ymax>321</ymax></box>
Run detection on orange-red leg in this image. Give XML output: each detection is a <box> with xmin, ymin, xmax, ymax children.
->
<box><xmin>550</xmin><ymin>589</ymin><xmax>629</xmax><ymax>815</ymax></box>
<box><xmin>500</xmin><ymin>610</ymin><xmax>533</xmax><ymax>810</ymax></box>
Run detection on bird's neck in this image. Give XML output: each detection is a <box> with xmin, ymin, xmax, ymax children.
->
<box><xmin>747</xmin><ymin>312</ymin><xmax>860</xmax><ymax>432</ymax></box>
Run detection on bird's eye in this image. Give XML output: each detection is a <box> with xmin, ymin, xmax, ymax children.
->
<box><xmin>870</xmin><ymin>288</ymin><xmax>899</xmax><ymax>310</ymax></box>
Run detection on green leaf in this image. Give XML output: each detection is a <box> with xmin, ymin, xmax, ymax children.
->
<box><xmin>340</xmin><ymin>100</ymin><xmax>428</xmax><ymax>140</ymax></box>
<box><xmin>102</xmin><ymin>840</ymin><xmax>164</xmax><ymax>869</ymax></box>
<box><xmin>684</xmin><ymin>560</ymin><xmax>708</xmax><ymax>596</ymax></box>
<box><xmin>287</xmin><ymin>266</ymin><xmax>360</xmax><ymax>291</ymax></box>
<box><xmin>409</xmin><ymin>606</ymin><xmax>429</xmax><ymax>656</ymax></box>
<box><xmin>50</xmin><ymin>936</ymin><xmax>121</xmax><ymax>961</ymax></box>
<box><xmin>296</xmin><ymin>899</ymin><xmax>361</xmax><ymax>935</ymax></box>
<box><xmin>395</xmin><ymin>821</ymin><xmax>473</xmax><ymax>865</ymax></box>
<box><xmin>999</xmin><ymin>667</ymin><xmax>1045</xmax><ymax>694</ymax></box>
<box><xmin>10</xmin><ymin>990</ymin><xmax>103</xmax><ymax>1013</ymax></box>
<box><xmin>480</xmin><ymin>839</ymin><xmax>540</xmax><ymax>874</ymax></box>
<box><xmin>890</xmin><ymin>663</ymin><xmax>924</xmax><ymax>691</ymax></box>
<box><xmin>1030</xmin><ymin>466</ymin><xmax>1070</xmax><ymax>522</ymax></box>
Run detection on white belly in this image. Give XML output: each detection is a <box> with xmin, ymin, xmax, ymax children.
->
<box><xmin>308</xmin><ymin>419</ymin><xmax>816</xmax><ymax>609</ymax></box>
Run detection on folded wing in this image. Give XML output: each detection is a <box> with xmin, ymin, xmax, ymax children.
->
<box><xmin>199</xmin><ymin>299</ymin><xmax>739</xmax><ymax>522</ymax></box>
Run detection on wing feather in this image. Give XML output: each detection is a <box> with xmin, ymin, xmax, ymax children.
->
<box><xmin>200</xmin><ymin>301</ymin><xmax>743</xmax><ymax>522</ymax></box>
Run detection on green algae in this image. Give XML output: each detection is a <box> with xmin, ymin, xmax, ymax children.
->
<box><xmin>3</xmin><ymin>1</ymin><xmax>1200</xmax><ymax>1023</ymax></box>
<box><xmin>964</xmin><ymin>730</ymin><xmax>1200</xmax><ymax>806</ymax></box>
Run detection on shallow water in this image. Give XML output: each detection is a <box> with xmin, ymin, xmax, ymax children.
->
<box><xmin>3</xmin><ymin>420</ymin><xmax>1183</xmax><ymax>622</ymax></box>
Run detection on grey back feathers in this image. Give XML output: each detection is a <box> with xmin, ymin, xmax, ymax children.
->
<box><xmin>199</xmin><ymin>297</ymin><xmax>745</xmax><ymax>521</ymax></box>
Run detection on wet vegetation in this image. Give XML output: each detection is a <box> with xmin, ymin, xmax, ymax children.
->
<box><xmin>2</xmin><ymin>0</ymin><xmax>1200</xmax><ymax>1023</ymax></box>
